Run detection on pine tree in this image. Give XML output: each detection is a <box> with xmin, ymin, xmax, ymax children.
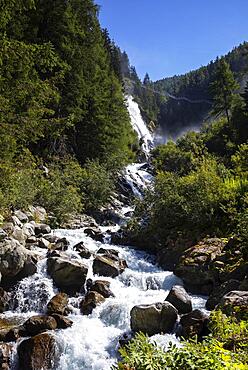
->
<box><xmin>241</xmin><ymin>81</ymin><xmax>248</xmax><ymax>113</ymax></box>
<box><xmin>210</xmin><ymin>59</ymin><xmax>239</xmax><ymax>123</ymax></box>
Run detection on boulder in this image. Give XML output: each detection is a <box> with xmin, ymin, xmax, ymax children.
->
<box><xmin>0</xmin><ymin>229</ymin><xmax>7</xmax><ymax>241</ymax></box>
<box><xmin>206</xmin><ymin>280</ymin><xmax>241</xmax><ymax>310</ymax></box>
<box><xmin>11</xmin><ymin>226</ymin><xmax>26</xmax><ymax>245</ymax></box>
<box><xmin>47</xmin><ymin>257</ymin><xmax>88</xmax><ymax>291</ymax></box>
<box><xmin>22</xmin><ymin>315</ymin><xmax>57</xmax><ymax>336</ymax></box>
<box><xmin>217</xmin><ymin>291</ymin><xmax>248</xmax><ymax>319</ymax></box>
<box><xmin>97</xmin><ymin>248</ymin><xmax>119</xmax><ymax>257</ymax></box>
<box><xmin>18</xmin><ymin>332</ymin><xmax>59</xmax><ymax>370</ymax></box>
<box><xmin>90</xmin><ymin>280</ymin><xmax>114</xmax><ymax>298</ymax></box>
<box><xmin>165</xmin><ymin>285</ymin><xmax>192</xmax><ymax>314</ymax></box>
<box><xmin>84</xmin><ymin>227</ymin><xmax>104</xmax><ymax>242</ymax></box>
<box><xmin>179</xmin><ymin>309</ymin><xmax>210</xmax><ymax>339</ymax></box>
<box><xmin>14</xmin><ymin>210</ymin><xmax>29</xmax><ymax>223</ymax></box>
<box><xmin>80</xmin><ymin>291</ymin><xmax>105</xmax><ymax>315</ymax></box>
<box><xmin>53</xmin><ymin>237</ymin><xmax>69</xmax><ymax>251</ymax></box>
<box><xmin>130</xmin><ymin>302</ymin><xmax>178</xmax><ymax>336</ymax></box>
<box><xmin>27</xmin><ymin>206</ymin><xmax>47</xmax><ymax>223</ymax></box>
<box><xmin>0</xmin><ymin>343</ymin><xmax>13</xmax><ymax>370</ymax></box>
<box><xmin>93</xmin><ymin>255</ymin><xmax>127</xmax><ymax>278</ymax></box>
<box><xmin>175</xmin><ymin>238</ymin><xmax>226</xmax><ymax>294</ymax></box>
<box><xmin>0</xmin><ymin>288</ymin><xmax>11</xmax><ymax>313</ymax></box>
<box><xmin>0</xmin><ymin>317</ymin><xmax>25</xmax><ymax>342</ymax></box>
<box><xmin>0</xmin><ymin>238</ymin><xmax>28</xmax><ymax>282</ymax></box>
<box><xmin>38</xmin><ymin>237</ymin><xmax>51</xmax><ymax>249</ymax></box>
<box><xmin>74</xmin><ymin>242</ymin><xmax>92</xmax><ymax>259</ymax></box>
<box><xmin>51</xmin><ymin>314</ymin><xmax>73</xmax><ymax>329</ymax></box>
<box><xmin>34</xmin><ymin>224</ymin><xmax>51</xmax><ymax>236</ymax></box>
<box><xmin>47</xmin><ymin>293</ymin><xmax>70</xmax><ymax>316</ymax></box>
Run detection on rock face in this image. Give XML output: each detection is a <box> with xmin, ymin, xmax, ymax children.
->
<box><xmin>90</xmin><ymin>280</ymin><xmax>114</xmax><ymax>298</ymax></box>
<box><xmin>47</xmin><ymin>257</ymin><xmax>88</xmax><ymax>291</ymax></box>
<box><xmin>206</xmin><ymin>280</ymin><xmax>241</xmax><ymax>310</ymax></box>
<box><xmin>175</xmin><ymin>238</ymin><xmax>226</xmax><ymax>294</ymax></box>
<box><xmin>0</xmin><ymin>238</ymin><xmax>36</xmax><ymax>285</ymax></box>
<box><xmin>22</xmin><ymin>315</ymin><xmax>57</xmax><ymax>336</ymax></box>
<box><xmin>47</xmin><ymin>293</ymin><xmax>70</xmax><ymax>316</ymax></box>
<box><xmin>92</xmin><ymin>254</ymin><xmax>127</xmax><ymax>278</ymax></box>
<box><xmin>80</xmin><ymin>291</ymin><xmax>105</xmax><ymax>315</ymax></box>
<box><xmin>165</xmin><ymin>285</ymin><xmax>192</xmax><ymax>314</ymax></box>
<box><xmin>130</xmin><ymin>302</ymin><xmax>178</xmax><ymax>336</ymax></box>
<box><xmin>179</xmin><ymin>309</ymin><xmax>210</xmax><ymax>339</ymax></box>
<box><xmin>18</xmin><ymin>332</ymin><xmax>59</xmax><ymax>370</ymax></box>
<box><xmin>217</xmin><ymin>291</ymin><xmax>248</xmax><ymax>318</ymax></box>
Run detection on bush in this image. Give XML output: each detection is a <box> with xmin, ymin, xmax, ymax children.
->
<box><xmin>113</xmin><ymin>331</ymin><xmax>247</xmax><ymax>370</ymax></box>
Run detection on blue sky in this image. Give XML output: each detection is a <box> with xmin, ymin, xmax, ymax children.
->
<box><xmin>97</xmin><ymin>0</ymin><xmax>248</xmax><ymax>81</ymax></box>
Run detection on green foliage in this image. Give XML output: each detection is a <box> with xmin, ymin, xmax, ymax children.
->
<box><xmin>113</xmin><ymin>331</ymin><xmax>247</xmax><ymax>370</ymax></box>
<box><xmin>210</xmin><ymin>59</ymin><xmax>239</xmax><ymax>123</ymax></box>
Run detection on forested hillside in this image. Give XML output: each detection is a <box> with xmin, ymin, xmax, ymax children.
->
<box><xmin>121</xmin><ymin>42</ymin><xmax>248</xmax><ymax>139</ymax></box>
<box><xmin>0</xmin><ymin>0</ymin><xmax>137</xmax><ymax>223</ymax></box>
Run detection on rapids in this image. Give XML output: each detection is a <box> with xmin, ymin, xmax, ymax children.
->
<box><xmin>5</xmin><ymin>96</ymin><xmax>207</xmax><ymax>369</ymax></box>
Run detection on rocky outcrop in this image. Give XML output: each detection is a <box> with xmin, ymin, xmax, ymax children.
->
<box><xmin>22</xmin><ymin>315</ymin><xmax>57</xmax><ymax>336</ymax></box>
<box><xmin>93</xmin><ymin>253</ymin><xmax>127</xmax><ymax>278</ymax></box>
<box><xmin>18</xmin><ymin>332</ymin><xmax>59</xmax><ymax>370</ymax></box>
<box><xmin>130</xmin><ymin>302</ymin><xmax>178</xmax><ymax>335</ymax></box>
<box><xmin>217</xmin><ymin>291</ymin><xmax>248</xmax><ymax>319</ymax></box>
<box><xmin>80</xmin><ymin>291</ymin><xmax>105</xmax><ymax>315</ymax></box>
<box><xmin>179</xmin><ymin>309</ymin><xmax>209</xmax><ymax>339</ymax></box>
<box><xmin>175</xmin><ymin>238</ymin><xmax>226</xmax><ymax>294</ymax></box>
<box><xmin>47</xmin><ymin>257</ymin><xmax>88</xmax><ymax>292</ymax></box>
<box><xmin>47</xmin><ymin>293</ymin><xmax>70</xmax><ymax>316</ymax></box>
<box><xmin>165</xmin><ymin>285</ymin><xmax>192</xmax><ymax>314</ymax></box>
<box><xmin>206</xmin><ymin>280</ymin><xmax>241</xmax><ymax>310</ymax></box>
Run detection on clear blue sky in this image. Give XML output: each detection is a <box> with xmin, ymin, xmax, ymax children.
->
<box><xmin>97</xmin><ymin>0</ymin><xmax>248</xmax><ymax>81</ymax></box>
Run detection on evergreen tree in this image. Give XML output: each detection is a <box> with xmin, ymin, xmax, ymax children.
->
<box><xmin>210</xmin><ymin>59</ymin><xmax>239</xmax><ymax>123</ymax></box>
<box><xmin>241</xmin><ymin>81</ymin><xmax>248</xmax><ymax>113</ymax></box>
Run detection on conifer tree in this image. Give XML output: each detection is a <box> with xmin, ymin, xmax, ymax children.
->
<box><xmin>241</xmin><ymin>81</ymin><xmax>248</xmax><ymax>113</ymax></box>
<box><xmin>210</xmin><ymin>59</ymin><xmax>239</xmax><ymax>123</ymax></box>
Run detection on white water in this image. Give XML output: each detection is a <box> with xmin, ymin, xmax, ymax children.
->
<box><xmin>4</xmin><ymin>97</ymin><xmax>207</xmax><ymax>369</ymax></box>
<box><xmin>126</xmin><ymin>95</ymin><xmax>154</xmax><ymax>156</ymax></box>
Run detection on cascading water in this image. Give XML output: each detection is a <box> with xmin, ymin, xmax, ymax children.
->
<box><xmin>5</xmin><ymin>96</ymin><xmax>207</xmax><ymax>370</ymax></box>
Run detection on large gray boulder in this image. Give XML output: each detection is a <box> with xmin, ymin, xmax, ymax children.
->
<box><xmin>47</xmin><ymin>257</ymin><xmax>88</xmax><ymax>291</ymax></box>
<box><xmin>130</xmin><ymin>302</ymin><xmax>178</xmax><ymax>336</ymax></box>
<box><xmin>179</xmin><ymin>309</ymin><xmax>210</xmax><ymax>339</ymax></box>
<box><xmin>18</xmin><ymin>332</ymin><xmax>60</xmax><ymax>370</ymax></box>
<box><xmin>0</xmin><ymin>238</ymin><xmax>28</xmax><ymax>282</ymax></box>
<box><xmin>206</xmin><ymin>280</ymin><xmax>241</xmax><ymax>310</ymax></box>
<box><xmin>165</xmin><ymin>285</ymin><xmax>192</xmax><ymax>314</ymax></box>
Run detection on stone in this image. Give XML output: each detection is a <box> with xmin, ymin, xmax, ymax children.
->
<box><xmin>53</xmin><ymin>237</ymin><xmax>69</xmax><ymax>251</ymax></box>
<box><xmin>38</xmin><ymin>237</ymin><xmax>51</xmax><ymax>249</ymax></box>
<box><xmin>18</xmin><ymin>332</ymin><xmax>59</xmax><ymax>370</ymax></box>
<box><xmin>9</xmin><ymin>215</ymin><xmax>22</xmax><ymax>228</ymax></box>
<box><xmin>51</xmin><ymin>314</ymin><xmax>73</xmax><ymax>329</ymax></box>
<box><xmin>0</xmin><ymin>238</ymin><xmax>28</xmax><ymax>282</ymax></box>
<box><xmin>22</xmin><ymin>223</ymin><xmax>35</xmax><ymax>239</ymax></box>
<box><xmin>97</xmin><ymin>248</ymin><xmax>119</xmax><ymax>257</ymax></box>
<box><xmin>0</xmin><ymin>229</ymin><xmax>7</xmax><ymax>241</ymax></box>
<box><xmin>74</xmin><ymin>242</ymin><xmax>92</xmax><ymax>259</ymax></box>
<box><xmin>11</xmin><ymin>226</ymin><xmax>26</xmax><ymax>245</ymax></box>
<box><xmin>0</xmin><ymin>288</ymin><xmax>10</xmax><ymax>313</ymax></box>
<box><xmin>47</xmin><ymin>257</ymin><xmax>88</xmax><ymax>291</ymax></box>
<box><xmin>179</xmin><ymin>309</ymin><xmax>210</xmax><ymax>339</ymax></box>
<box><xmin>14</xmin><ymin>210</ymin><xmax>29</xmax><ymax>223</ymax></box>
<box><xmin>34</xmin><ymin>224</ymin><xmax>51</xmax><ymax>236</ymax></box>
<box><xmin>84</xmin><ymin>227</ymin><xmax>104</xmax><ymax>242</ymax></box>
<box><xmin>93</xmin><ymin>255</ymin><xmax>127</xmax><ymax>278</ymax></box>
<box><xmin>22</xmin><ymin>315</ymin><xmax>57</xmax><ymax>336</ymax></box>
<box><xmin>165</xmin><ymin>285</ymin><xmax>192</xmax><ymax>314</ymax></box>
<box><xmin>90</xmin><ymin>280</ymin><xmax>114</xmax><ymax>298</ymax></box>
<box><xmin>130</xmin><ymin>302</ymin><xmax>178</xmax><ymax>336</ymax></box>
<box><xmin>217</xmin><ymin>291</ymin><xmax>248</xmax><ymax>319</ymax></box>
<box><xmin>26</xmin><ymin>236</ymin><xmax>38</xmax><ymax>245</ymax></box>
<box><xmin>175</xmin><ymin>238</ymin><xmax>226</xmax><ymax>295</ymax></box>
<box><xmin>47</xmin><ymin>293</ymin><xmax>70</xmax><ymax>316</ymax></box>
<box><xmin>80</xmin><ymin>291</ymin><xmax>105</xmax><ymax>315</ymax></box>
<box><xmin>27</xmin><ymin>206</ymin><xmax>47</xmax><ymax>223</ymax></box>
<box><xmin>0</xmin><ymin>343</ymin><xmax>13</xmax><ymax>370</ymax></box>
<box><xmin>206</xmin><ymin>280</ymin><xmax>241</xmax><ymax>310</ymax></box>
